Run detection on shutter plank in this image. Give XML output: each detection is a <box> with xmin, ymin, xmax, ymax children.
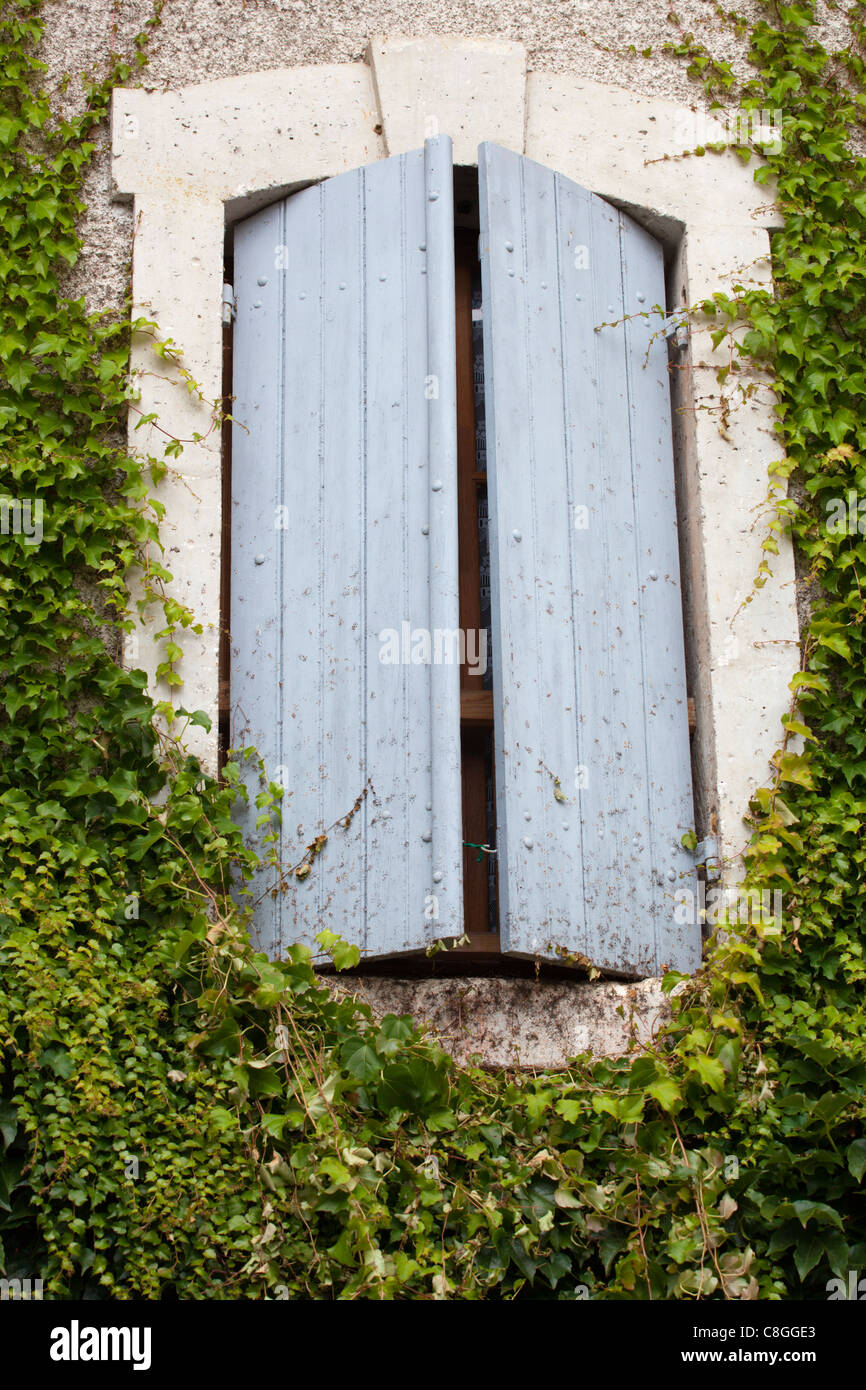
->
<box><xmin>479</xmin><ymin>142</ymin><xmax>699</xmax><ymax>976</ymax></box>
<box><xmin>230</xmin><ymin>199</ymin><xmax>286</xmax><ymax>957</ymax></box>
<box><xmin>306</xmin><ymin>174</ymin><xmax>365</xmax><ymax>940</ymax></box>
<box><xmin>619</xmin><ymin>213</ymin><xmax>699</xmax><ymax>974</ymax></box>
<box><xmin>424</xmin><ymin>135</ymin><xmax>464</xmax><ymax>943</ymax></box>
<box><xmin>573</xmin><ymin>182</ymin><xmax>654</xmax><ymax>975</ymax></box>
<box><xmin>231</xmin><ymin>140</ymin><xmax>462</xmax><ymax>959</ymax></box>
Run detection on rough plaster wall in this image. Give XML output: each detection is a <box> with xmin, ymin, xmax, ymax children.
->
<box><xmin>333</xmin><ymin>976</ymin><xmax>672</xmax><ymax>1070</ymax></box>
<box><xmin>43</xmin><ymin>0</ymin><xmax>849</xmax><ymax>322</ymax></box>
<box><xmin>36</xmin><ymin>0</ymin><xmax>843</xmax><ymax>1066</ymax></box>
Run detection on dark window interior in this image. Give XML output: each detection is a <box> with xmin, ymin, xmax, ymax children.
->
<box><xmin>455</xmin><ymin>211</ymin><xmax>501</xmax><ymax>957</ymax></box>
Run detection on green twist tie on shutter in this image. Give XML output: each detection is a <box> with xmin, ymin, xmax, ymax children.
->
<box><xmin>463</xmin><ymin>841</ymin><xmax>496</xmax><ymax>863</ymax></box>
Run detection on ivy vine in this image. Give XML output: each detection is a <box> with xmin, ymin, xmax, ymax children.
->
<box><xmin>1</xmin><ymin>0</ymin><xmax>865</xmax><ymax>1300</ymax></box>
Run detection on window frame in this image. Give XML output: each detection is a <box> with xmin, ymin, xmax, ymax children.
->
<box><xmin>111</xmin><ymin>38</ymin><xmax>799</xmax><ymax>976</ymax></box>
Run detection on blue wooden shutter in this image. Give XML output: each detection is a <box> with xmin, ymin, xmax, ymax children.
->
<box><xmin>478</xmin><ymin>142</ymin><xmax>699</xmax><ymax>976</ymax></box>
<box><xmin>230</xmin><ymin>137</ymin><xmax>463</xmax><ymax>959</ymax></box>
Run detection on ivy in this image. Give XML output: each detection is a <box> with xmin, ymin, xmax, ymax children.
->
<box><xmin>1</xmin><ymin>0</ymin><xmax>866</xmax><ymax>1300</ymax></box>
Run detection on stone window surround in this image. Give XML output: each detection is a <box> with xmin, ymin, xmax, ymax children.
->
<box><xmin>110</xmin><ymin>35</ymin><xmax>799</xmax><ymax>1062</ymax></box>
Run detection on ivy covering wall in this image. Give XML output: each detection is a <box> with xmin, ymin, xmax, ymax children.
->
<box><xmin>1</xmin><ymin>0</ymin><xmax>865</xmax><ymax>1299</ymax></box>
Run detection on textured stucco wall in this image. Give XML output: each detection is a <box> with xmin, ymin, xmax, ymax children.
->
<box><xmin>44</xmin><ymin>0</ymin><xmax>847</xmax><ymax>322</ymax></box>
<box><xmin>334</xmin><ymin>974</ymin><xmax>672</xmax><ymax>1070</ymax></box>
<box><xmin>35</xmin><ymin>0</ymin><xmax>839</xmax><ymax>1067</ymax></box>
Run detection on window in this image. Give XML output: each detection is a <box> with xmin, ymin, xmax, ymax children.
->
<box><xmin>226</xmin><ymin>136</ymin><xmax>699</xmax><ymax>979</ymax></box>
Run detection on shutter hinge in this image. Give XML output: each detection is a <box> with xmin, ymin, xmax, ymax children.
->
<box><xmin>222</xmin><ymin>283</ymin><xmax>236</xmax><ymax>326</ymax></box>
<box><xmin>695</xmin><ymin>835</ymin><xmax>721</xmax><ymax>882</ymax></box>
<box><xmin>662</xmin><ymin>312</ymin><xmax>689</xmax><ymax>352</ymax></box>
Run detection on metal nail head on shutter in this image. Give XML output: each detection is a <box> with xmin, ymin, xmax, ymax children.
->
<box><xmin>230</xmin><ymin>137</ymin><xmax>463</xmax><ymax>959</ymax></box>
<box><xmin>478</xmin><ymin>142</ymin><xmax>699</xmax><ymax>977</ymax></box>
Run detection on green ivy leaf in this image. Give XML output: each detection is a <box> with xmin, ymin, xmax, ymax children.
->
<box><xmin>847</xmin><ymin>1139</ymin><xmax>866</xmax><ymax>1184</ymax></box>
<box><xmin>340</xmin><ymin>1037</ymin><xmax>382</xmax><ymax>1084</ymax></box>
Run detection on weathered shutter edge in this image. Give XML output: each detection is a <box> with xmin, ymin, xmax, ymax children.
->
<box><xmin>230</xmin><ymin>200</ymin><xmax>287</xmax><ymax>958</ymax></box>
<box><xmin>617</xmin><ymin>209</ymin><xmax>701</xmax><ymax>975</ymax></box>
<box><xmin>424</xmin><ymin>134</ymin><xmax>464</xmax><ymax>938</ymax></box>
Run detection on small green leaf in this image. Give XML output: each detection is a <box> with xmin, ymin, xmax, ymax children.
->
<box><xmin>647</xmin><ymin>1076</ymin><xmax>681</xmax><ymax>1111</ymax></box>
<box><xmin>794</xmin><ymin>1234</ymin><xmax>823</xmax><ymax>1281</ymax></box>
<box><xmin>847</xmin><ymin>1140</ymin><xmax>866</xmax><ymax>1183</ymax></box>
<box><xmin>340</xmin><ymin>1037</ymin><xmax>382</xmax><ymax>1084</ymax></box>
